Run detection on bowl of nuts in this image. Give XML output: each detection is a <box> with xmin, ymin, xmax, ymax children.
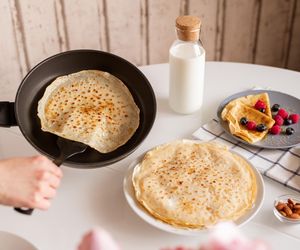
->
<box><xmin>274</xmin><ymin>194</ymin><xmax>300</xmax><ymax>223</ymax></box>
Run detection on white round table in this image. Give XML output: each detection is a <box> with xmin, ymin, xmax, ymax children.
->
<box><xmin>0</xmin><ymin>62</ymin><xmax>299</xmax><ymax>250</ymax></box>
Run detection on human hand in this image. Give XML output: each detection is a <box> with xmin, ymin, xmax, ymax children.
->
<box><xmin>0</xmin><ymin>155</ymin><xmax>62</xmax><ymax>210</ymax></box>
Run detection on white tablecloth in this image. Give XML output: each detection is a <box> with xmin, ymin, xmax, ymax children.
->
<box><xmin>0</xmin><ymin>62</ymin><xmax>300</xmax><ymax>250</ymax></box>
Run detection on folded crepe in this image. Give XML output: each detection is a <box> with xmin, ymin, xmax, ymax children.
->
<box><xmin>38</xmin><ymin>70</ymin><xmax>140</xmax><ymax>153</ymax></box>
<box><xmin>221</xmin><ymin>93</ymin><xmax>274</xmax><ymax>143</ymax></box>
<box><xmin>221</xmin><ymin>93</ymin><xmax>272</xmax><ymax>119</ymax></box>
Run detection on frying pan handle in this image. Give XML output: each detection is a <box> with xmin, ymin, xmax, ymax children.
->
<box><xmin>0</xmin><ymin>102</ymin><xmax>17</xmax><ymax>127</ymax></box>
<box><xmin>14</xmin><ymin>207</ymin><xmax>33</xmax><ymax>215</ymax></box>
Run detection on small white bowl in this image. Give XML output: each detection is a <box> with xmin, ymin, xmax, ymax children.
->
<box><xmin>273</xmin><ymin>194</ymin><xmax>300</xmax><ymax>224</ymax></box>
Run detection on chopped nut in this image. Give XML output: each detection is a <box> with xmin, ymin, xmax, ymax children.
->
<box><xmin>289</xmin><ymin>213</ymin><xmax>300</xmax><ymax>219</ymax></box>
<box><xmin>283</xmin><ymin>206</ymin><xmax>293</xmax><ymax>216</ymax></box>
<box><xmin>276</xmin><ymin>202</ymin><xmax>285</xmax><ymax>211</ymax></box>
<box><xmin>294</xmin><ymin>204</ymin><xmax>300</xmax><ymax>209</ymax></box>
<box><xmin>280</xmin><ymin>211</ymin><xmax>287</xmax><ymax>217</ymax></box>
<box><xmin>288</xmin><ymin>198</ymin><xmax>295</xmax><ymax>206</ymax></box>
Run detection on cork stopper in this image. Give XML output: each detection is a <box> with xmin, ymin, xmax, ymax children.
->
<box><xmin>175</xmin><ymin>15</ymin><xmax>201</xmax><ymax>41</ymax></box>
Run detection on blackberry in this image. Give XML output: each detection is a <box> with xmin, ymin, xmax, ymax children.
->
<box><xmin>284</xmin><ymin>119</ymin><xmax>293</xmax><ymax>126</ymax></box>
<box><xmin>240</xmin><ymin>117</ymin><xmax>248</xmax><ymax>125</ymax></box>
<box><xmin>259</xmin><ymin>108</ymin><xmax>266</xmax><ymax>113</ymax></box>
<box><xmin>271</xmin><ymin>104</ymin><xmax>280</xmax><ymax>112</ymax></box>
<box><xmin>256</xmin><ymin>124</ymin><xmax>267</xmax><ymax>132</ymax></box>
<box><xmin>286</xmin><ymin>127</ymin><xmax>295</xmax><ymax>135</ymax></box>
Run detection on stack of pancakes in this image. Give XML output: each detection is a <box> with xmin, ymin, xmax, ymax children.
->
<box><xmin>221</xmin><ymin>93</ymin><xmax>275</xmax><ymax>143</ymax></box>
<box><xmin>132</xmin><ymin>140</ymin><xmax>257</xmax><ymax>229</ymax></box>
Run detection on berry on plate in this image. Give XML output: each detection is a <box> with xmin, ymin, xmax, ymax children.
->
<box><xmin>254</xmin><ymin>100</ymin><xmax>266</xmax><ymax>111</ymax></box>
<box><xmin>259</xmin><ymin>108</ymin><xmax>266</xmax><ymax>113</ymax></box>
<box><xmin>289</xmin><ymin>114</ymin><xmax>299</xmax><ymax>124</ymax></box>
<box><xmin>271</xmin><ymin>104</ymin><xmax>280</xmax><ymax>112</ymax></box>
<box><xmin>256</xmin><ymin>124</ymin><xmax>267</xmax><ymax>132</ymax></box>
<box><xmin>277</xmin><ymin>108</ymin><xmax>289</xmax><ymax>119</ymax></box>
<box><xmin>246</xmin><ymin>121</ymin><xmax>256</xmax><ymax>130</ymax></box>
<box><xmin>270</xmin><ymin>125</ymin><xmax>281</xmax><ymax>135</ymax></box>
<box><xmin>284</xmin><ymin>119</ymin><xmax>293</xmax><ymax>126</ymax></box>
<box><xmin>240</xmin><ymin>117</ymin><xmax>248</xmax><ymax>125</ymax></box>
<box><xmin>286</xmin><ymin>127</ymin><xmax>295</xmax><ymax>135</ymax></box>
<box><xmin>274</xmin><ymin>114</ymin><xmax>284</xmax><ymax>126</ymax></box>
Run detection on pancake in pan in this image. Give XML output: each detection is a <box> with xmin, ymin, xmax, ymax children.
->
<box><xmin>37</xmin><ymin>70</ymin><xmax>140</xmax><ymax>153</ymax></box>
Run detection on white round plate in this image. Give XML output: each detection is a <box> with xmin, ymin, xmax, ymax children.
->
<box><xmin>123</xmin><ymin>143</ymin><xmax>265</xmax><ymax>236</ymax></box>
<box><xmin>0</xmin><ymin>231</ymin><xmax>37</xmax><ymax>250</ymax></box>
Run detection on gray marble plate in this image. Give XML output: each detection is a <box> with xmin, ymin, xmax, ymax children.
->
<box><xmin>217</xmin><ymin>90</ymin><xmax>300</xmax><ymax>149</ymax></box>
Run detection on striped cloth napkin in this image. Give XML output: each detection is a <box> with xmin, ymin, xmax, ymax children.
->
<box><xmin>193</xmin><ymin>119</ymin><xmax>300</xmax><ymax>192</ymax></box>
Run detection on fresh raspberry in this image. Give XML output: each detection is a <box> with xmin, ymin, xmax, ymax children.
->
<box><xmin>274</xmin><ymin>114</ymin><xmax>284</xmax><ymax>126</ymax></box>
<box><xmin>246</xmin><ymin>121</ymin><xmax>256</xmax><ymax>130</ymax></box>
<box><xmin>270</xmin><ymin>125</ymin><xmax>281</xmax><ymax>135</ymax></box>
<box><xmin>277</xmin><ymin>108</ymin><xmax>289</xmax><ymax>119</ymax></box>
<box><xmin>254</xmin><ymin>100</ymin><xmax>266</xmax><ymax>110</ymax></box>
<box><xmin>289</xmin><ymin>114</ymin><xmax>299</xmax><ymax>124</ymax></box>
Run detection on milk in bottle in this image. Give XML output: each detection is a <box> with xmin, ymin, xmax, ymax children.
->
<box><xmin>169</xmin><ymin>16</ymin><xmax>205</xmax><ymax>114</ymax></box>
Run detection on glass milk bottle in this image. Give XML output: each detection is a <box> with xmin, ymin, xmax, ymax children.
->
<box><xmin>169</xmin><ymin>15</ymin><xmax>205</xmax><ymax>114</ymax></box>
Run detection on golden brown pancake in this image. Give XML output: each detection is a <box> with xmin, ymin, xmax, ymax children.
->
<box><xmin>132</xmin><ymin>140</ymin><xmax>257</xmax><ymax>229</ymax></box>
<box><xmin>38</xmin><ymin>70</ymin><xmax>140</xmax><ymax>153</ymax></box>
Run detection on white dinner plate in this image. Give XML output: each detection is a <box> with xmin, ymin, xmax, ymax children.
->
<box><xmin>123</xmin><ymin>142</ymin><xmax>265</xmax><ymax>236</ymax></box>
<box><xmin>0</xmin><ymin>231</ymin><xmax>37</xmax><ymax>250</ymax></box>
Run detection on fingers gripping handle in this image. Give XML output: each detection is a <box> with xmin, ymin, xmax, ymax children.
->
<box><xmin>14</xmin><ymin>159</ymin><xmax>62</xmax><ymax>215</ymax></box>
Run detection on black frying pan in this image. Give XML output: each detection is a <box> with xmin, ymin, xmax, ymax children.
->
<box><xmin>0</xmin><ymin>50</ymin><xmax>156</xmax><ymax>168</ymax></box>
